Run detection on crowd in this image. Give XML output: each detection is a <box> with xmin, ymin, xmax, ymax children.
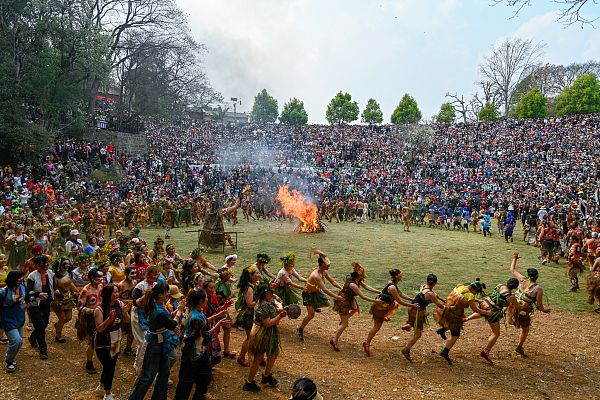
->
<box><xmin>0</xmin><ymin>114</ymin><xmax>599</xmax><ymax>398</ymax></box>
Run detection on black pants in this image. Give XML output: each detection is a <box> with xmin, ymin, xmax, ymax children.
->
<box><xmin>28</xmin><ymin>304</ymin><xmax>50</xmax><ymax>354</ymax></box>
<box><xmin>483</xmin><ymin>227</ymin><xmax>490</xmax><ymax>237</ymax></box>
<box><xmin>174</xmin><ymin>350</ymin><xmax>211</xmax><ymax>400</ymax></box>
<box><xmin>96</xmin><ymin>348</ymin><xmax>119</xmax><ymax>391</ymax></box>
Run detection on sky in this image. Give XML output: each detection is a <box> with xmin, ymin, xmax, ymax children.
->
<box><xmin>177</xmin><ymin>0</ymin><xmax>600</xmax><ymax>123</ymax></box>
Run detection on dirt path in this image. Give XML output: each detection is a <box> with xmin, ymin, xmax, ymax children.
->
<box><xmin>1</xmin><ymin>308</ymin><xmax>599</xmax><ymax>400</ymax></box>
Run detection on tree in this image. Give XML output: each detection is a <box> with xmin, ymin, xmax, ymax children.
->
<box><xmin>391</xmin><ymin>94</ymin><xmax>422</xmax><ymax>124</ymax></box>
<box><xmin>280</xmin><ymin>98</ymin><xmax>308</xmax><ymax>125</ymax></box>
<box><xmin>250</xmin><ymin>89</ymin><xmax>278</xmax><ymax>123</ymax></box>
<box><xmin>445</xmin><ymin>93</ymin><xmax>471</xmax><ymax>123</ymax></box>
<box><xmin>494</xmin><ymin>0</ymin><xmax>596</xmax><ymax>27</ymax></box>
<box><xmin>479</xmin><ymin>37</ymin><xmax>545</xmax><ymax>116</ymax></box>
<box><xmin>325</xmin><ymin>91</ymin><xmax>359</xmax><ymax>125</ymax></box>
<box><xmin>361</xmin><ymin>98</ymin><xmax>383</xmax><ymax>124</ymax></box>
<box><xmin>555</xmin><ymin>73</ymin><xmax>600</xmax><ymax>116</ymax></box>
<box><xmin>478</xmin><ymin>102</ymin><xmax>500</xmax><ymax>122</ymax></box>
<box><xmin>435</xmin><ymin>102</ymin><xmax>456</xmax><ymax>124</ymax></box>
<box><xmin>514</xmin><ymin>87</ymin><xmax>548</xmax><ymax>119</ymax></box>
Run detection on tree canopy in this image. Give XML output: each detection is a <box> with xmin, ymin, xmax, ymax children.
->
<box><xmin>478</xmin><ymin>102</ymin><xmax>500</xmax><ymax>122</ymax></box>
<box><xmin>250</xmin><ymin>89</ymin><xmax>278</xmax><ymax>123</ymax></box>
<box><xmin>326</xmin><ymin>92</ymin><xmax>359</xmax><ymax>125</ymax></box>
<box><xmin>514</xmin><ymin>87</ymin><xmax>548</xmax><ymax>119</ymax></box>
<box><xmin>555</xmin><ymin>73</ymin><xmax>600</xmax><ymax>117</ymax></box>
<box><xmin>280</xmin><ymin>98</ymin><xmax>308</xmax><ymax>125</ymax></box>
<box><xmin>361</xmin><ymin>99</ymin><xmax>384</xmax><ymax>124</ymax></box>
<box><xmin>435</xmin><ymin>102</ymin><xmax>457</xmax><ymax>124</ymax></box>
<box><xmin>391</xmin><ymin>94</ymin><xmax>422</xmax><ymax>124</ymax></box>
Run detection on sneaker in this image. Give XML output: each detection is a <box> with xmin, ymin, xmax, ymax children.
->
<box><xmin>515</xmin><ymin>346</ymin><xmax>528</xmax><ymax>357</ymax></box>
<box><xmin>440</xmin><ymin>350</ymin><xmax>452</xmax><ymax>365</ymax></box>
<box><xmin>594</xmin><ymin>306</ymin><xmax>600</xmax><ymax>314</ymax></box>
<box><xmin>86</xmin><ymin>361</ymin><xmax>97</xmax><ymax>374</ymax></box>
<box><xmin>541</xmin><ymin>259</ymin><xmax>548</xmax><ymax>265</ymax></box>
<box><xmin>55</xmin><ymin>337</ymin><xmax>67</xmax><ymax>344</ymax></box>
<box><xmin>168</xmin><ymin>379</ymin><xmax>174</xmax><ymax>386</ymax></box>
<box><xmin>401</xmin><ymin>348</ymin><xmax>413</xmax><ymax>363</ymax></box>
<box><xmin>261</xmin><ymin>374</ymin><xmax>278</xmax><ymax>387</ymax></box>
<box><xmin>568</xmin><ymin>287</ymin><xmax>578</xmax><ymax>292</ymax></box>
<box><xmin>103</xmin><ymin>394</ymin><xmax>115</xmax><ymax>400</ymax></box>
<box><xmin>480</xmin><ymin>350</ymin><xmax>494</xmax><ymax>364</ymax></box>
<box><xmin>314</xmin><ymin>308</ymin><xmax>321</xmax><ymax>313</ymax></box>
<box><xmin>5</xmin><ymin>361</ymin><xmax>16</xmax><ymax>373</ymax></box>
<box><xmin>242</xmin><ymin>380</ymin><xmax>261</xmax><ymax>392</ymax></box>
<box><xmin>296</xmin><ymin>327</ymin><xmax>304</xmax><ymax>341</ymax></box>
<box><xmin>39</xmin><ymin>353</ymin><xmax>48</xmax><ymax>360</ymax></box>
<box><xmin>123</xmin><ymin>347</ymin><xmax>134</xmax><ymax>357</ymax></box>
<box><xmin>95</xmin><ymin>384</ymin><xmax>104</xmax><ymax>394</ymax></box>
<box><xmin>0</xmin><ymin>337</ymin><xmax>8</xmax><ymax>344</ymax></box>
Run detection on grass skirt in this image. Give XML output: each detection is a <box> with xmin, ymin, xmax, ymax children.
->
<box><xmin>235</xmin><ymin>311</ymin><xmax>254</xmax><ymax>330</ymax></box>
<box><xmin>369</xmin><ymin>301</ymin><xmax>398</xmax><ymax>322</ymax></box>
<box><xmin>332</xmin><ymin>294</ymin><xmax>359</xmax><ymax>316</ymax></box>
<box><xmin>274</xmin><ymin>286</ymin><xmax>300</xmax><ymax>306</ymax></box>
<box><xmin>248</xmin><ymin>324</ymin><xmax>281</xmax><ymax>357</ymax></box>
<box><xmin>406</xmin><ymin>308</ymin><xmax>428</xmax><ymax>330</ymax></box>
<box><xmin>507</xmin><ymin>302</ymin><xmax>531</xmax><ymax>328</ymax></box>
<box><xmin>302</xmin><ymin>291</ymin><xmax>329</xmax><ymax>309</ymax></box>
<box><xmin>567</xmin><ymin>260</ymin><xmax>585</xmax><ymax>278</ymax></box>
<box><xmin>434</xmin><ymin>307</ymin><xmax>464</xmax><ymax>332</ymax></box>
<box><xmin>586</xmin><ymin>273</ymin><xmax>600</xmax><ymax>304</ymax></box>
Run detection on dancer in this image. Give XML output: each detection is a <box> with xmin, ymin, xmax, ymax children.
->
<box><xmin>587</xmin><ymin>254</ymin><xmax>600</xmax><ymax>312</ymax></box>
<box><xmin>507</xmin><ymin>252</ymin><xmax>551</xmax><ymax>357</ymax></box>
<box><xmin>243</xmin><ymin>279</ymin><xmax>287</xmax><ymax>392</ymax></box>
<box><xmin>466</xmin><ymin>278</ymin><xmax>519</xmax><ymax>364</ymax></box>
<box><xmin>77</xmin><ymin>268</ymin><xmax>104</xmax><ymax>373</ymax></box>
<box><xmin>434</xmin><ymin>279</ymin><xmax>491</xmax><ymax>364</ymax></box>
<box><xmin>330</xmin><ymin>263</ymin><xmax>380</xmax><ymax>352</ymax></box>
<box><xmin>234</xmin><ymin>264</ymin><xmax>262</xmax><ymax>367</ymax></box>
<box><xmin>567</xmin><ymin>236</ymin><xmax>584</xmax><ymax>292</ymax></box>
<box><xmin>128</xmin><ymin>281</ymin><xmax>178</xmax><ymax>400</ymax></box>
<box><xmin>0</xmin><ymin>270</ymin><xmax>26</xmax><ymax>372</ymax></box>
<box><xmin>117</xmin><ymin>266</ymin><xmax>137</xmax><ymax>356</ymax></box>
<box><xmin>174</xmin><ymin>288</ymin><xmax>228</xmax><ymax>400</ymax></box>
<box><xmin>400</xmin><ymin>273</ymin><xmax>444</xmax><ymax>363</ymax></box>
<box><xmin>255</xmin><ymin>253</ymin><xmax>275</xmax><ymax>280</ymax></box>
<box><xmin>51</xmin><ymin>257</ymin><xmax>78</xmax><ymax>343</ymax></box>
<box><xmin>274</xmin><ymin>252</ymin><xmax>306</xmax><ymax>306</ymax></box>
<box><xmin>297</xmin><ymin>249</ymin><xmax>343</xmax><ymax>341</ymax></box>
<box><xmin>26</xmin><ymin>255</ymin><xmax>54</xmax><ymax>360</ymax></box>
<box><xmin>93</xmin><ymin>284</ymin><xmax>131</xmax><ymax>400</ymax></box>
<box><xmin>364</xmin><ymin>269</ymin><xmax>418</xmax><ymax>357</ymax></box>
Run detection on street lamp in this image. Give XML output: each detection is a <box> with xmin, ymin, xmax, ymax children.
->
<box><xmin>230</xmin><ymin>97</ymin><xmax>241</xmax><ymax>123</ymax></box>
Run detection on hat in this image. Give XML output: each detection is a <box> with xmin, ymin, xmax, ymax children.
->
<box><xmin>193</xmin><ymin>272</ymin><xmax>203</xmax><ymax>283</ymax></box>
<box><xmin>131</xmin><ymin>237</ymin><xmax>140</xmax><ymax>244</ymax></box>
<box><xmin>164</xmin><ymin>257</ymin><xmax>174</xmax><ymax>264</ymax></box>
<box><xmin>225</xmin><ymin>254</ymin><xmax>238</xmax><ymax>263</ymax></box>
<box><xmin>169</xmin><ymin>285</ymin><xmax>183</xmax><ymax>299</ymax></box>
<box><xmin>70</xmin><ymin>229</ymin><xmax>80</xmax><ymax>236</ymax></box>
<box><xmin>115</xmin><ymin>230</ymin><xmax>123</xmax><ymax>235</ymax></box>
<box><xmin>257</xmin><ymin>253</ymin><xmax>271</xmax><ymax>264</ymax></box>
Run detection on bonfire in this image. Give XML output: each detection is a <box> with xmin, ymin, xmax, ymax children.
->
<box><xmin>277</xmin><ymin>185</ymin><xmax>325</xmax><ymax>233</ymax></box>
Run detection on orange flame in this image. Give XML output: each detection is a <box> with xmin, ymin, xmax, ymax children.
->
<box><xmin>277</xmin><ymin>185</ymin><xmax>322</xmax><ymax>233</ymax></box>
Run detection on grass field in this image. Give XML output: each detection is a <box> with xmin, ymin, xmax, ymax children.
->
<box><xmin>148</xmin><ymin>217</ymin><xmax>591</xmax><ymax>313</ymax></box>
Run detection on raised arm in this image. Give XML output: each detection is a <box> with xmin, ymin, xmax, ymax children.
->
<box><xmin>509</xmin><ymin>252</ymin><xmax>525</xmax><ymax>281</ymax></box>
<box><xmin>324</xmin><ymin>271</ymin><xmax>342</xmax><ymax>290</ymax></box>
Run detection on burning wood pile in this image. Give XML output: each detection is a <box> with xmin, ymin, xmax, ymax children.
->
<box><xmin>277</xmin><ymin>185</ymin><xmax>325</xmax><ymax>233</ymax></box>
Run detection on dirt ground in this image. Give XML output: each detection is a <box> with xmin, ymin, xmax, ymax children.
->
<box><xmin>1</xmin><ymin>307</ymin><xmax>599</xmax><ymax>400</ymax></box>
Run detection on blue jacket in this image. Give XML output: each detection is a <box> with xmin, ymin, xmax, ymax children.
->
<box><xmin>0</xmin><ymin>284</ymin><xmax>27</xmax><ymax>331</ymax></box>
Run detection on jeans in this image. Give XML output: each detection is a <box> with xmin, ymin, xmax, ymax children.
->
<box><xmin>28</xmin><ymin>304</ymin><xmax>50</xmax><ymax>354</ymax></box>
<box><xmin>4</xmin><ymin>326</ymin><xmax>24</xmax><ymax>364</ymax></box>
<box><xmin>128</xmin><ymin>340</ymin><xmax>170</xmax><ymax>400</ymax></box>
<box><xmin>96</xmin><ymin>348</ymin><xmax>119</xmax><ymax>391</ymax></box>
<box><xmin>173</xmin><ymin>351</ymin><xmax>211</xmax><ymax>400</ymax></box>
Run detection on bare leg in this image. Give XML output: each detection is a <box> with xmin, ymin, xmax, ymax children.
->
<box><xmin>484</xmin><ymin>322</ymin><xmax>501</xmax><ymax>352</ymax></box>
<box><xmin>332</xmin><ymin>314</ymin><xmax>351</xmax><ymax>346</ymax></box>
<box><xmin>239</xmin><ymin>327</ymin><xmax>251</xmax><ymax>360</ymax></box>
<box><xmin>366</xmin><ymin>320</ymin><xmax>384</xmax><ymax>347</ymax></box>
<box><xmin>246</xmin><ymin>352</ymin><xmax>263</xmax><ymax>383</ymax></box>
<box><xmin>264</xmin><ymin>353</ymin><xmax>278</xmax><ymax>376</ymax></box>
<box><xmin>300</xmin><ymin>307</ymin><xmax>315</xmax><ymax>330</ymax></box>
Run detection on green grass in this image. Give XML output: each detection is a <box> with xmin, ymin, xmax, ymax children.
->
<box><xmin>146</xmin><ymin>218</ymin><xmax>591</xmax><ymax>313</ymax></box>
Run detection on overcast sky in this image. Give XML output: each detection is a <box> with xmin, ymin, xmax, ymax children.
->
<box><xmin>177</xmin><ymin>0</ymin><xmax>599</xmax><ymax>123</ymax></box>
